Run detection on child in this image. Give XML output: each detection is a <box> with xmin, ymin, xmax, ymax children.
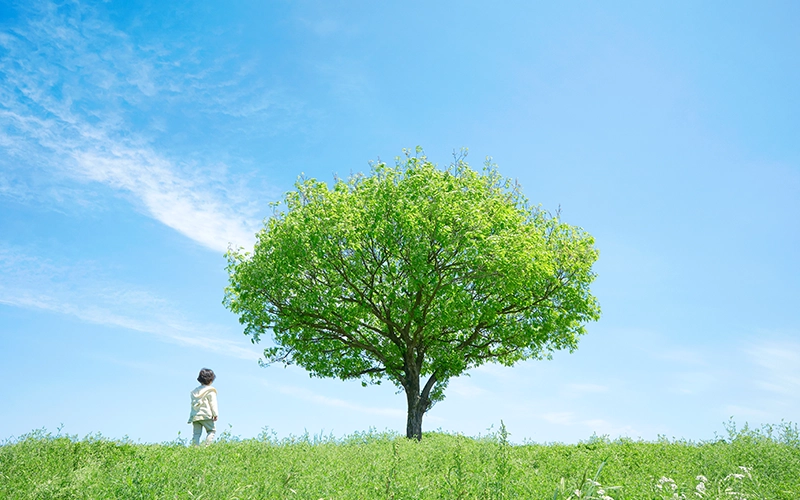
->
<box><xmin>188</xmin><ymin>368</ymin><xmax>219</xmax><ymax>446</ymax></box>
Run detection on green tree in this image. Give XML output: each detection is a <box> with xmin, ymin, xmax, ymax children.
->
<box><xmin>224</xmin><ymin>149</ymin><xmax>600</xmax><ymax>440</ymax></box>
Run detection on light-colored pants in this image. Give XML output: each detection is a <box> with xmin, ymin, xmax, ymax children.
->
<box><xmin>191</xmin><ymin>419</ymin><xmax>216</xmax><ymax>446</ymax></box>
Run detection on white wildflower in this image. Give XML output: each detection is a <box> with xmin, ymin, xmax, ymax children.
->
<box><xmin>695</xmin><ymin>480</ymin><xmax>706</xmax><ymax>497</ymax></box>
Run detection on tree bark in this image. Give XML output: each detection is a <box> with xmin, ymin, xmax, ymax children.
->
<box><xmin>405</xmin><ymin>383</ymin><xmax>426</xmax><ymax>440</ymax></box>
<box><xmin>404</xmin><ymin>373</ymin><xmax>437</xmax><ymax>440</ymax></box>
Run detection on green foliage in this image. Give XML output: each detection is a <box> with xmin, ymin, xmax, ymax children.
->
<box><xmin>551</xmin><ymin>461</ymin><xmax>621</xmax><ymax>500</ymax></box>
<box><xmin>3</xmin><ymin>423</ymin><xmax>799</xmax><ymax>499</ymax></box>
<box><xmin>224</xmin><ymin>148</ymin><xmax>600</xmax><ymax>437</ymax></box>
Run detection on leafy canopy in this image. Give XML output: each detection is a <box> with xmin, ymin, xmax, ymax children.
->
<box><xmin>224</xmin><ymin>149</ymin><xmax>600</xmax><ymax>406</ymax></box>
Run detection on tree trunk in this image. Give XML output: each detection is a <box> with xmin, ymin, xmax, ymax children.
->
<box><xmin>405</xmin><ymin>384</ymin><xmax>426</xmax><ymax>440</ymax></box>
<box><xmin>404</xmin><ymin>373</ymin><xmax>437</xmax><ymax>440</ymax></box>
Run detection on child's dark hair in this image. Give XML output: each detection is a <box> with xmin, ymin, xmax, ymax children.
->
<box><xmin>197</xmin><ymin>368</ymin><xmax>216</xmax><ymax>385</ymax></box>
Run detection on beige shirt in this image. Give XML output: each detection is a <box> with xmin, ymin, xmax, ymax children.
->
<box><xmin>188</xmin><ymin>385</ymin><xmax>218</xmax><ymax>423</ymax></box>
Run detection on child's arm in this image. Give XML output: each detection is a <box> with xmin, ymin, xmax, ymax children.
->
<box><xmin>209</xmin><ymin>390</ymin><xmax>219</xmax><ymax>421</ymax></box>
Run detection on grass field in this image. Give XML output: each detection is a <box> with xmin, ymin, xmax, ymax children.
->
<box><xmin>2</xmin><ymin>421</ymin><xmax>798</xmax><ymax>499</ymax></box>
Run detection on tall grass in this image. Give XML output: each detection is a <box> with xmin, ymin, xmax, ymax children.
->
<box><xmin>1</xmin><ymin>421</ymin><xmax>798</xmax><ymax>499</ymax></box>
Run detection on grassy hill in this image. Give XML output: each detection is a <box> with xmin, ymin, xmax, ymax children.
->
<box><xmin>2</xmin><ymin>422</ymin><xmax>798</xmax><ymax>499</ymax></box>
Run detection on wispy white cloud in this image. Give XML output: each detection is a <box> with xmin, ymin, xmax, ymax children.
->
<box><xmin>0</xmin><ymin>245</ymin><xmax>260</xmax><ymax>360</ymax></box>
<box><xmin>0</xmin><ymin>0</ymin><xmax>283</xmax><ymax>252</ymax></box>
<box><xmin>724</xmin><ymin>405</ymin><xmax>771</xmax><ymax>420</ymax></box>
<box><xmin>0</xmin><ymin>288</ymin><xmax>260</xmax><ymax>360</ymax></box>
<box><xmin>72</xmin><ymin>149</ymin><xmax>258</xmax><ymax>252</ymax></box>
<box><xmin>449</xmin><ymin>378</ymin><xmax>489</xmax><ymax>398</ymax></box>
<box><xmin>273</xmin><ymin>384</ymin><xmax>406</xmax><ymax>418</ymax></box>
<box><xmin>746</xmin><ymin>337</ymin><xmax>800</xmax><ymax>396</ymax></box>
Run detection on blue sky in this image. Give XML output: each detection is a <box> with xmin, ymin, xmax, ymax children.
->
<box><xmin>1</xmin><ymin>0</ymin><xmax>798</xmax><ymax>444</ymax></box>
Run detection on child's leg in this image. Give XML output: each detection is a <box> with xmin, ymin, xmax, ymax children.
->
<box><xmin>202</xmin><ymin>419</ymin><xmax>216</xmax><ymax>445</ymax></box>
<box><xmin>191</xmin><ymin>421</ymin><xmax>203</xmax><ymax>446</ymax></box>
